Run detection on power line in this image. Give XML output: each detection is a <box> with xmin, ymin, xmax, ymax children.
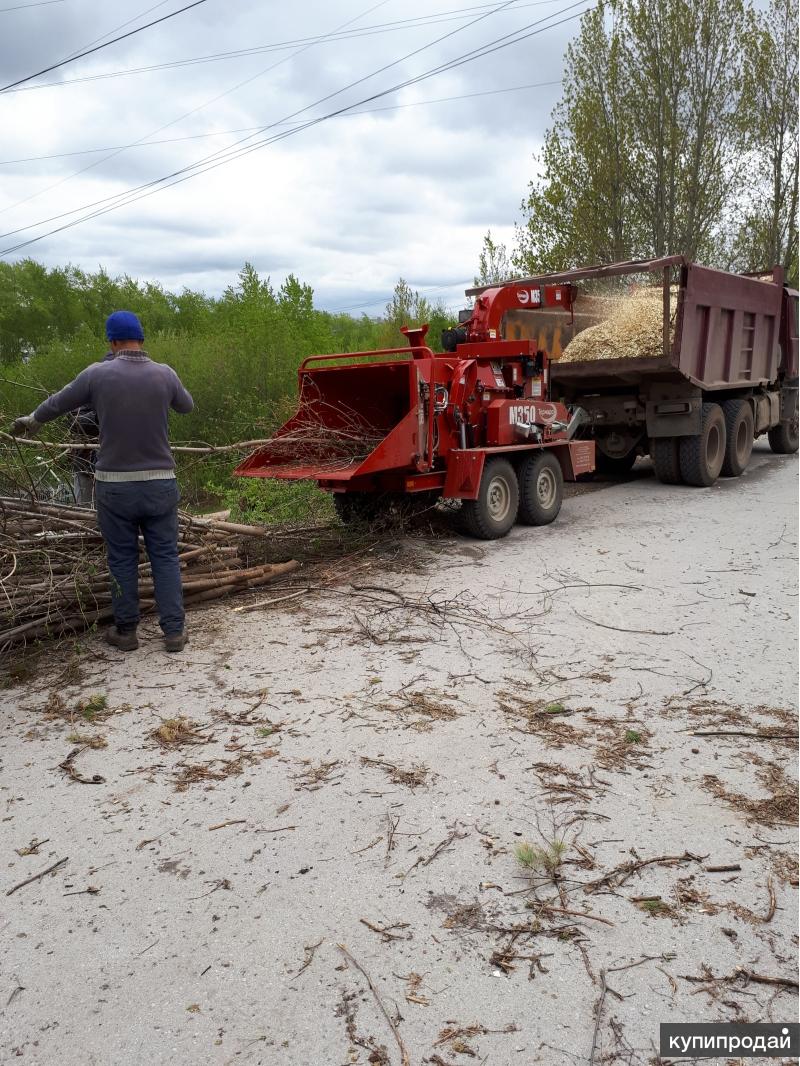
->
<box><xmin>0</xmin><ymin>0</ymin><xmax>397</xmax><ymax>218</ymax></box>
<box><xmin>0</xmin><ymin>0</ymin><xmax>64</xmax><ymax>11</ymax></box>
<box><xmin>60</xmin><ymin>0</ymin><xmax>176</xmax><ymax>62</ymax></box>
<box><xmin>0</xmin><ymin>1</ymin><xmax>589</xmax><ymax>255</ymax></box>
<box><xmin>0</xmin><ymin>0</ymin><xmax>210</xmax><ymax>92</ymax></box>
<box><xmin>0</xmin><ymin>80</ymin><xmax>562</xmax><ymax>166</ymax></box>
<box><xmin>0</xmin><ymin>0</ymin><xmax>522</xmax><ymax>231</ymax></box>
<box><xmin>4</xmin><ymin>0</ymin><xmax>567</xmax><ymax>92</ymax></box>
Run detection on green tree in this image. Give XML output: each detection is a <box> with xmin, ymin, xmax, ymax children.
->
<box><xmin>474</xmin><ymin>231</ymin><xmax>514</xmax><ymax>285</ymax></box>
<box><xmin>514</xmin><ymin>0</ymin><xmax>750</xmax><ymax>273</ymax></box>
<box><xmin>514</xmin><ymin>2</ymin><xmax>634</xmax><ymax>273</ymax></box>
<box><xmin>733</xmin><ymin>0</ymin><xmax>798</xmax><ymax>283</ymax></box>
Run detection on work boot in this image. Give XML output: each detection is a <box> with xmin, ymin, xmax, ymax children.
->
<box><xmin>105</xmin><ymin>625</ymin><xmax>139</xmax><ymax>652</ymax></box>
<box><xmin>164</xmin><ymin>630</ymin><xmax>188</xmax><ymax>653</ymax></box>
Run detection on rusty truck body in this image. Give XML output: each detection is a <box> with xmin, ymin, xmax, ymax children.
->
<box><xmin>468</xmin><ymin>256</ymin><xmax>799</xmax><ymax>487</ymax></box>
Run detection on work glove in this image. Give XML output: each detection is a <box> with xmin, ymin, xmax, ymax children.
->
<box><xmin>9</xmin><ymin>414</ymin><xmax>42</xmax><ymax>438</ymax></box>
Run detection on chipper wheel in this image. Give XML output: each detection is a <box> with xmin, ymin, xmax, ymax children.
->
<box><xmin>652</xmin><ymin>437</ymin><xmax>682</xmax><ymax>484</ymax></box>
<box><xmin>459</xmin><ymin>458</ymin><xmax>519</xmax><ymax>540</ymax></box>
<box><xmin>517</xmin><ymin>451</ymin><xmax>563</xmax><ymax>525</ymax></box>
<box><xmin>333</xmin><ymin>492</ymin><xmax>381</xmax><ymax>525</ymax></box>
<box><xmin>678</xmin><ymin>403</ymin><xmax>726</xmax><ymax>487</ymax></box>
<box><xmin>720</xmin><ymin>398</ymin><xmax>754</xmax><ymax>477</ymax></box>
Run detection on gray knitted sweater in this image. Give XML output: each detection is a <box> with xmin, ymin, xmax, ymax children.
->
<box><xmin>33</xmin><ymin>351</ymin><xmax>193</xmax><ymax>473</ymax></box>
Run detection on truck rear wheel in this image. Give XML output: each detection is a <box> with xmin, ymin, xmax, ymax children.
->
<box><xmin>679</xmin><ymin>402</ymin><xmax>726</xmax><ymax>487</ymax></box>
<box><xmin>460</xmin><ymin>458</ymin><xmax>519</xmax><ymax>540</ymax></box>
<box><xmin>652</xmin><ymin>437</ymin><xmax>682</xmax><ymax>484</ymax></box>
<box><xmin>768</xmin><ymin>417</ymin><xmax>799</xmax><ymax>454</ymax></box>
<box><xmin>721</xmin><ymin>399</ymin><xmax>754</xmax><ymax>476</ymax></box>
<box><xmin>595</xmin><ymin>449</ymin><xmax>637</xmax><ymax>477</ymax></box>
<box><xmin>518</xmin><ymin>451</ymin><xmax>563</xmax><ymax>525</ymax></box>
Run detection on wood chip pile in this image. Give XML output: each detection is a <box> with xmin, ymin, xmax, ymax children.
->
<box><xmin>560</xmin><ymin>288</ymin><xmax>676</xmax><ymax>364</ymax></box>
<box><xmin>0</xmin><ymin>496</ymin><xmax>298</xmax><ymax>648</ymax></box>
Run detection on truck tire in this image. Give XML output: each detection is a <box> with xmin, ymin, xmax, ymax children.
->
<box><xmin>517</xmin><ymin>451</ymin><xmax>563</xmax><ymax>525</ymax></box>
<box><xmin>595</xmin><ymin>449</ymin><xmax>637</xmax><ymax>477</ymax></box>
<box><xmin>460</xmin><ymin>458</ymin><xmax>519</xmax><ymax>540</ymax></box>
<box><xmin>768</xmin><ymin>417</ymin><xmax>799</xmax><ymax>455</ymax></box>
<box><xmin>652</xmin><ymin>437</ymin><xmax>682</xmax><ymax>484</ymax></box>
<box><xmin>720</xmin><ymin>399</ymin><xmax>754</xmax><ymax>476</ymax></box>
<box><xmin>678</xmin><ymin>402</ymin><xmax>726</xmax><ymax>487</ymax></box>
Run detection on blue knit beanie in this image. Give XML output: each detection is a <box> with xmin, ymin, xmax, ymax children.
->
<box><xmin>105</xmin><ymin>310</ymin><xmax>144</xmax><ymax>342</ymax></box>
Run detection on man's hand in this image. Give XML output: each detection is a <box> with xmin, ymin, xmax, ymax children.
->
<box><xmin>9</xmin><ymin>414</ymin><xmax>42</xmax><ymax>438</ymax></box>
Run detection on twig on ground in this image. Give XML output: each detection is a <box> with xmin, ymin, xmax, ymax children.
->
<box><xmin>338</xmin><ymin>943</ymin><xmax>410</xmax><ymax>1066</ymax></box>
<box><xmin>293</xmin><ymin>937</ymin><xmax>323</xmax><ymax>977</ymax></box>
<box><xmin>6</xmin><ymin>856</ymin><xmax>68</xmax><ymax>896</ymax></box>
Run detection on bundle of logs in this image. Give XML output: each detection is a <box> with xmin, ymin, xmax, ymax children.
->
<box><xmin>0</xmin><ymin>495</ymin><xmax>298</xmax><ymax>649</ymax></box>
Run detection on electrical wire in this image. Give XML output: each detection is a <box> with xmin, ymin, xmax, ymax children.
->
<box><xmin>4</xmin><ymin>0</ymin><xmax>567</xmax><ymax>92</ymax></box>
<box><xmin>59</xmin><ymin>0</ymin><xmax>176</xmax><ymax>62</ymax></box>
<box><xmin>0</xmin><ymin>80</ymin><xmax>562</xmax><ymax>166</ymax></box>
<box><xmin>0</xmin><ymin>0</ymin><xmax>590</xmax><ymax>255</ymax></box>
<box><xmin>0</xmin><ymin>0</ymin><xmax>396</xmax><ymax>216</ymax></box>
<box><xmin>0</xmin><ymin>0</ymin><xmax>64</xmax><ymax>11</ymax></box>
<box><xmin>0</xmin><ymin>0</ymin><xmax>522</xmax><ymax>230</ymax></box>
<box><xmin>0</xmin><ymin>0</ymin><xmax>210</xmax><ymax>92</ymax></box>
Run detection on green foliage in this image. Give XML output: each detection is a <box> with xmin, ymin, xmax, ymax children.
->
<box><xmin>732</xmin><ymin>0</ymin><xmax>798</xmax><ymax>284</ymax></box>
<box><xmin>515</xmin><ymin>838</ymin><xmax>567</xmax><ymax>874</ymax></box>
<box><xmin>0</xmin><ymin>262</ymin><xmax>461</xmax><ymax>515</ymax></box>
<box><xmin>208</xmin><ymin>474</ymin><xmax>334</xmax><ymax>527</ymax></box>
<box><xmin>511</xmin><ymin>0</ymin><xmax>792</xmax><ymax>276</ymax></box>
<box><xmin>624</xmin><ymin>729</ymin><xmax>642</xmax><ymax>744</ymax></box>
<box><xmin>474</xmin><ymin>231</ymin><xmax>515</xmax><ymax>287</ymax></box>
<box><xmin>77</xmin><ymin>693</ymin><xmax>108</xmax><ymax>721</ymax></box>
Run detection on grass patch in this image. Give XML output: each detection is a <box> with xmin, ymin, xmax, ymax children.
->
<box><xmin>77</xmin><ymin>694</ymin><xmax>108</xmax><ymax>721</ymax></box>
<box><xmin>515</xmin><ymin>839</ymin><xmax>567</xmax><ymax>875</ymax></box>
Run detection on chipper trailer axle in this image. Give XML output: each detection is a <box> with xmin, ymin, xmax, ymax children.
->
<box><xmin>235</xmin><ymin>281</ymin><xmax>594</xmax><ymax>539</ymax></box>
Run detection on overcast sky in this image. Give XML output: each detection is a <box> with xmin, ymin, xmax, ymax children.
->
<box><xmin>0</xmin><ymin>0</ymin><xmax>588</xmax><ymax>313</ymax></box>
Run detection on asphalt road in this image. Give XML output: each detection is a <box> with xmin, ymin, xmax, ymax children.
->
<box><xmin>1</xmin><ymin>442</ymin><xmax>797</xmax><ymax>1066</ymax></box>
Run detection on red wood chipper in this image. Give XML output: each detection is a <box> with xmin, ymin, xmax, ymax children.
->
<box><xmin>235</xmin><ymin>280</ymin><xmax>595</xmax><ymax>539</ymax></box>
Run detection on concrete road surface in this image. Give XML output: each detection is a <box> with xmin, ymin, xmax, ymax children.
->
<box><xmin>1</xmin><ymin>442</ymin><xmax>797</xmax><ymax>1066</ymax></box>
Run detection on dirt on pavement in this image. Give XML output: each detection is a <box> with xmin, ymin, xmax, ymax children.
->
<box><xmin>1</xmin><ymin>443</ymin><xmax>797</xmax><ymax>1066</ymax></box>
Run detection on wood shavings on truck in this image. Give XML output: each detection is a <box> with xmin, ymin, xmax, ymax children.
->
<box><xmin>560</xmin><ymin>288</ymin><xmax>675</xmax><ymax>363</ymax></box>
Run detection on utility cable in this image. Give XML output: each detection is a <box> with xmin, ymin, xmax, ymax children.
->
<box><xmin>0</xmin><ymin>0</ymin><xmax>64</xmax><ymax>11</ymax></box>
<box><xmin>0</xmin><ymin>1</ymin><xmax>590</xmax><ymax>254</ymax></box>
<box><xmin>4</xmin><ymin>0</ymin><xmax>566</xmax><ymax>92</ymax></box>
<box><xmin>0</xmin><ymin>0</ymin><xmax>523</xmax><ymax>231</ymax></box>
<box><xmin>0</xmin><ymin>79</ymin><xmax>561</xmax><ymax>166</ymax></box>
<box><xmin>0</xmin><ymin>0</ymin><xmax>396</xmax><ymax>217</ymax></box>
<box><xmin>0</xmin><ymin>0</ymin><xmax>209</xmax><ymax>91</ymax></box>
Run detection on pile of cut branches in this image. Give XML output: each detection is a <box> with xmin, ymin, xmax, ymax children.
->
<box><xmin>0</xmin><ymin>496</ymin><xmax>298</xmax><ymax>649</ymax></box>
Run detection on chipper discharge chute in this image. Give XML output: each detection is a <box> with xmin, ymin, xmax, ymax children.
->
<box><xmin>235</xmin><ymin>287</ymin><xmax>596</xmax><ymax>540</ymax></box>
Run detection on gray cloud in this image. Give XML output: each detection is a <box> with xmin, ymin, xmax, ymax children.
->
<box><xmin>0</xmin><ymin>0</ymin><xmax>583</xmax><ymax>307</ymax></box>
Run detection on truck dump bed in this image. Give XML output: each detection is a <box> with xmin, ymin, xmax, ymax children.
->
<box><xmin>470</xmin><ymin>257</ymin><xmax>785</xmax><ymax>393</ymax></box>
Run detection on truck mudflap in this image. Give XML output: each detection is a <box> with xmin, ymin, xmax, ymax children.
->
<box><xmin>555</xmin><ymin>439</ymin><xmax>595</xmax><ymax>480</ymax></box>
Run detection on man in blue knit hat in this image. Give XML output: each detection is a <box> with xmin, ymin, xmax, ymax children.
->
<box><xmin>11</xmin><ymin>310</ymin><xmax>194</xmax><ymax>653</ymax></box>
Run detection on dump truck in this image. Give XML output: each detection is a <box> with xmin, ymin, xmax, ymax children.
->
<box><xmin>236</xmin><ymin>256</ymin><xmax>797</xmax><ymax>537</ymax></box>
<box><xmin>468</xmin><ymin>256</ymin><xmax>798</xmax><ymax>487</ymax></box>
<box><xmin>235</xmin><ymin>284</ymin><xmax>596</xmax><ymax>540</ymax></box>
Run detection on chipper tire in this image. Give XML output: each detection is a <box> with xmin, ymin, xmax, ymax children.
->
<box><xmin>652</xmin><ymin>437</ymin><xmax>682</xmax><ymax>484</ymax></box>
<box><xmin>517</xmin><ymin>451</ymin><xmax>563</xmax><ymax>525</ymax></box>
<box><xmin>720</xmin><ymin>399</ymin><xmax>754</xmax><ymax>477</ymax></box>
<box><xmin>459</xmin><ymin>458</ymin><xmax>519</xmax><ymax>540</ymax></box>
<box><xmin>333</xmin><ymin>492</ymin><xmax>381</xmax><ymax>525</ymax></box>
<box><xmin>679</xmin><ymin>403</ymin><xmax>726</xmax><ymax>487</ymax></box>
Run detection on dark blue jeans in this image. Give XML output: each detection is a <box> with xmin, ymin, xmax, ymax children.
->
<box><xmin>95</xmin><ymin>479</ymin><xmax>184</xmax><ymax>635</ymax></box>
